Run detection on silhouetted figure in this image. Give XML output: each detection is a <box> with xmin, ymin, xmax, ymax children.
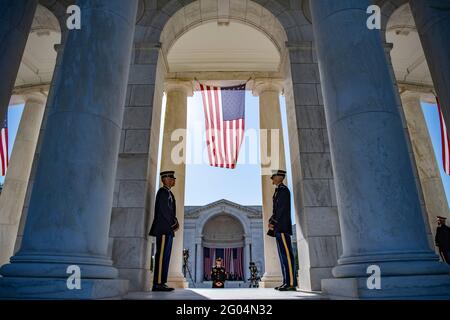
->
<box><xmin>211</xmin><ymin>257</ymin><xmax>227</xmax><ymax>288</ymax></box>
<box><xmin>436</xmin><ymin>216</ymin><xmax>450</xmax><ymax>265</ymax></box>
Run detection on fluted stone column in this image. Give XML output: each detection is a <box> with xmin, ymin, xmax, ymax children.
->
<box><xmin>0</xmin><ymin>1</ymin><xmax>38</xmax><ymax>126</ymax></box>
<box><xmin>160</xmin><ymin>80</ymin><xmax>193</xmax><ymax>289</ymax></box>
<box><xmin>0</xmin><ymin>0</ymin><xmax>139</xmax><ymax>299</ymax></box>
<box><xmin>410</xmin><ymin>0</ymin><xmax>450</xmax><ymax>132</ymax></box>
<box><xmin>0</xmin><ymin>93</ymin><xmax>47</xmax><ymax>267</ymax></box>
<box><xmin>253</xmin><ymin>79</ymin><xmax>285</xmax><ymax>288</ymax></box>
<box><xmin>311</xmin><ymin>0</ymin><xmax>450</xmax><ymax>299</ymax></box>
<box><xmin>195</xmin><ymin>242</ymin><xmax>203</xmax><ymax>283</ymax></box>
<box><xmin>383</xmin><ymin>43</ymin><xmax>435</xmax><ymax>247</ymax></box>
<box><xmin>400</xmin><ymin>91</ymin><xmax>450</xmax><ymax>243</ymax></box>
<box><xmin>244</xmin><ymin>240</ymin><xmax>251</xmax><ymax>282</ymax></box>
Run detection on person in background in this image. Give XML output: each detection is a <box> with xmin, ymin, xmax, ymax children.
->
<box><xmin>435</xmin><ymin>216</ymin><xmax>450</xmax><ymax>265</ymax></box>
<box><xmin>211</xmin><ymin>257</ymin><xmax>227</xmax><ymax>288</ymax></box>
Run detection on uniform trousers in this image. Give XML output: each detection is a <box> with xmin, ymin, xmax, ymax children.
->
<box><xmin>275</xmin><ymin>232</ymin><xmax>297</xmax><ymax>287</ymax></box>
<box><xmin>153</xmin><ymin>234</ymin><xmax>173</xmax><ymax>285</ymax></box>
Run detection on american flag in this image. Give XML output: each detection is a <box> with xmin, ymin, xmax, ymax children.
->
<box><xmin>203</xmin><ymin>247</ymin><xmax>215</xmax><ymax>281</ymax></box>
<box><xmin>203</xmin><ymin>247</ymin><xmax>244</xmax><ymax>281</ymax></box>
<box><xmin>0</xmin><ymin>116</ymin><xmax>8</xmax><ymax>177</ymax></box>
<box><xmin>200</xmin><ymin>84</ymin><xmax>246</xmax><ymax>169</ymax></box>
<box><xmin>437</xmin><ymin>97</ymin><xmax>450</xmax><ymax>175</ymax></box>
<box><xmin>232</xmin><ymin>247</ymin><xmax>244</xmax><ymax>279</ymax></box>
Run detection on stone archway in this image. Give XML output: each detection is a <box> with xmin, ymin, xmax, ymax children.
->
<box><xmin>115</xmin><ymin>0</ymin><xmax>341</xmax><ymax>292</ymax></box>
<box><xmin>0</xmin><ymin>0</ymin><xmax>449</xmax><ymax>300</ymax></box>
<box><xmin>202</xmin><ymin>214</ymin><xmax>245</xmax><ymax>284</ymax></box>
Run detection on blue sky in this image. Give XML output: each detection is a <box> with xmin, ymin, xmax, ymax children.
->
<box><xmin>184</xmin><ymin>91</ymin><xmax>293</xmax><ymax>206</ymax></box>
<box><xmin>3</xmin><ymin>99</ymin><xmax>450</xmax><ymax>212</ymax></box>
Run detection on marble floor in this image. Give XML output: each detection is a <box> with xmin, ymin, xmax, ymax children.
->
<box><xmin>124</xmin><ymin>288</ymin><xmax>327</xmax><ymax>300</ymax></box>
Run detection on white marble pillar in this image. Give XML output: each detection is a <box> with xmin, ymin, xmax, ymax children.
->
<box><xmin>160</xmin><ymin>80</ymin><xmax>193</xmax><ymax>288</ymax></box>
<box><xmin>244</xmin><ymin>240</ymin><xmax>251</xmax><ymax>282</ymax></box>
<box><xmin>383</xmin><ymin>43</ymin><xmax>435</xmax><ymax>246</ymax></box>
<box><xmin>0</xmin><ymin>0</ymin><xmax>139</xmax><ymax>299</ymax></box>
<box><xmin>311</xmin><ymin>0</ymin><xmax>450</xmax><ymax>299</ymax></box>
<box><xmin>253</xmin><ymin>79</ymin><xmax>285</xmax><ymax>288</ymax></box>
<box><xmin>400</xmin><ymin>91</ymin><xmax>450</xmax><ymax>242</ymax></box>
<box><xmin>0</xmin><ymin>1</ymin><xmax>38</xmax><ymax>125</ymax></box>
<box><xmin>195</xmin><ymin>242</ymin><xmax>203</xmax><ymax>283</ymax></box>
<box><xmin>0</xmin><ymin>93</ymin><xmax>47</xmax><ymax>266</ymax></box>
<box><xmin>410</xmin><ymin>0</ymin><xmax>450</xmax><ymax>134</ymax></box>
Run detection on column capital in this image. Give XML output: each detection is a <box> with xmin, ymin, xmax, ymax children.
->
<box><xmin>23</xmin><ymin>92</ymin><xmax>47</xmax><ymax>104</ymax></box>
<box><xmin>164</xmin><ymin>79</ymin><xmax>194</xmax><ymax>97</ymax></box>
<box><xmin>10</xmin><ymin>91</ymin><xmax>47</xmax><ymax>106</ymax></box>
<box><xmin>400</xmin><ymin>89</ymin><xmax>422</xmax><ymax>99</ymax></box>
<box><xmin>400</xmin><ymin>88</ymin><xmax>436</xmax><ymax>104</ymax></box>
<box><xmin>251</xmin><ymin>78</ymin><xmax>284</xmax><ymax>97</ymax></box>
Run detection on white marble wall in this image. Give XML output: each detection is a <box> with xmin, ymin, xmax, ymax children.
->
<box><xmin>184</xmin><ymin>200</ymin><xmax>264</xmax><ymax>287</ymax></box>
<box><xmin>284</xmin><ymin>41</ymin><xmax>341</xmax><ymax>291</ymax></box>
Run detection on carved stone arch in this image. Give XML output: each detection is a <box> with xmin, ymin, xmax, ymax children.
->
<box><xmin>378</xmin><ymin>0</ymin><xmax>410</xmax><ymax>42</ymax></box>
<box><xmin>195</xmin><ymin>205</ymin><xmax>252</xmax><ymax>241</ymax></box>
<box><xmin>38</xmin><ymin>0</ymin><xmax>73</xmax><ymax>38</ymax></box>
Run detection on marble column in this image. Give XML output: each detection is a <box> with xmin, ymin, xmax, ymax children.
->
<box><xmin>244</xmin><ymin>240</ymin><xmax>251</xmax><ymax>282</ymax></box>
<box><xmin>400</xmin><ymin>91</ymin><xmax>450</xmax><ymax>243</ymax></box>
<box><xmin>0</xmin><ymin>1</ymin><xmax>38</xmax><ymax>125</ymax></box>
<box><xmin>195</xmin><ymin>242</ymin><xmax>203</xmax><ymax>283</ymax></box>
<box><xmin>0</xmin><ymin>0</ymin><xmax>139</xmax><ymax>299</ymax></box>
<box><xmin>383</xmin><ymin>43</ymin><xmax>435</xmax><ymax>247</ymax></box>
<box><xmin>0</xmin><ymin>93</ymin><xmax>47</xmax><ymax>267</ymax></box>
<box><xmin>160</xmin><ymin>80</ymin><xmax>193</xmax><ymax>289</ymax></box>
<box><xmin>253</xmin><ymin>79</ymin><xmax>285</xmax><ymax>288</ymax></box>
<box><xmin>410</xmin><ymin>0</ymin><xmax>450</xmax><ymax>132</ymax></box>
<box><xmin>310</xmin><ymin>0</ymin><xmax>450</xmax><ymax>299</ymax></box>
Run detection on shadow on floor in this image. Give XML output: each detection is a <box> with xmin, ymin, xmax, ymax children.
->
<box><xmin>124</xmin><ymin>288</ymin><xmax>326</xmax><ymax>300</ymax></box>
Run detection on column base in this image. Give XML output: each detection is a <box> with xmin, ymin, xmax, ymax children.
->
<box><xmin>167</xmin><ymin>273</ymin><xmax>189</xmax><ymax>289</ymax></box>
<box><xmin>259</xmin><ymin>274</ymin><xmax>283</xmax><ymax>288</ymax></box>
<box><xmin>0</xmin><ymin>277</ymin><xmax>129</xmax><ymax>300</ymax></box>
<box><xmin>333</xmin><ymin>252</ymin><xmax>450</xmax><ymax>278</ymax></box>
<box><xmin>322</xmin><ymin>274</ymin><xmax>450</xmax><ymax>300</ymax></box>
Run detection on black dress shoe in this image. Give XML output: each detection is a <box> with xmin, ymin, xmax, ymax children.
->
<box><xmin>162</xmin><ymin>284</ymin><xmax>175</xmax><ymax>291</ymax></box>
<box><xmin>152</xmin><ymin>284</ymin><xmax>174</xmax><ymax>292</ymax></box>
<box><xmin>278</xmin><ymin>286</ymin><xmax>297</xmax><ymax>292</ymax></box>
<box><xmin>274</xmin><ymin>284</ymin><xmax>286</xmax><ymax>291</ymax></box>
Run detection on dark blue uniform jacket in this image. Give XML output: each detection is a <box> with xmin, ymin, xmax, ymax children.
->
<box><xmin>269</xmin><ymin>183</ymin><xmax>293</xmax><ymax>235</ymax></box>
<box><xmin>149</xmin><ymin>187</ymin><xmax>179</xmax><ymax>237</ymax></box>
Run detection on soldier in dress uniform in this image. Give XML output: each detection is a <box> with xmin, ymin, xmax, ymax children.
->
<box><xmin>211</xmin><ymin>257</ymin><xmax>227</xmax><ymax>288</ymax></box>
<box><xmin>267</xmin><ymin>169</ymin><xmax>298</xmax><ymax>291</ymax></box>
<box><xmin>149</xmin><ymin>171</ymin><xmax>180</xmax><ymax>292</ymax></box>
<box><xmin>436</xmin><ymin>216</ymin><xmax>450</xmax><ymax>265</ymax></box>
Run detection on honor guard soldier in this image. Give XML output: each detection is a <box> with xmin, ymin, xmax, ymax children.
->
<box><xmin>211</xmin><ymin>257</ymin><xmax>227</xmax><ymax>288</ymax></box>
<box><xmin>435</xmin><ymin>216</ymin><xmax>450</xmax><ymax>265</ymax></box>
<box><xmin>267</xmin><ymin>170</ymin><xmax>298</xmax><ymax>291</ymax></box>
<box><xmin>149</xmin><ymin>171</ymin><xmax>180</xmax><ymax>292</ymax></box>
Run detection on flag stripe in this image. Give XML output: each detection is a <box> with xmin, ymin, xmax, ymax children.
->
<box><xmin>214</xmin><ymin>87</ymin><xmax>226</xmax><ymax>168</ymax></box>
<box><xmin>200</xmin><ymin>84</ymin><xmax>214</xmax><ymax>166</ymax></box>
<box><xmin>206</xmin><ymin>86</ymin><xmax>219</xmax><ymax>166</ymax></box>
<box><xmin>200</xmin><ymin>84</ymin><xmax>245</xmax><ymax>169</ymax></box>
<box><xmin>0</xmin><ymin>121</ymin><xmax>8</xmax><ymax>177</ymax></box>
<box><xmin>437</xmin><ymin>97</ymin><xmax>450</xmax><ymax>175</ymax></box>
